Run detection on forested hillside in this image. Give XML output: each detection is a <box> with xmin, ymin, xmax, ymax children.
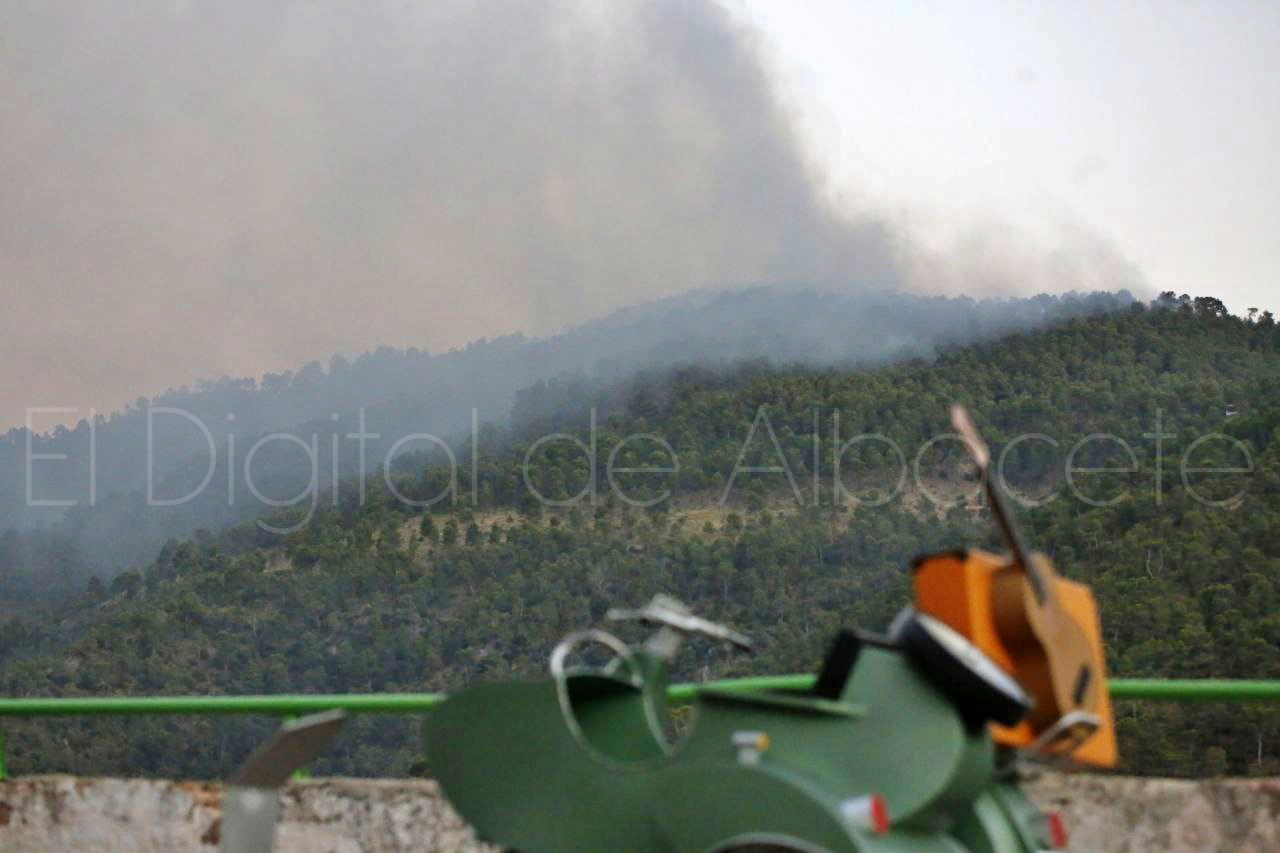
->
<box><xmin>1</xmin><ymin>296</ymin><xmax>1278</xmax><ymax>780</ymax></box>
<box><xmin>0</xmin><ymin>288</ymin><xmax>1129</xmax><ymax>600</ymax></box>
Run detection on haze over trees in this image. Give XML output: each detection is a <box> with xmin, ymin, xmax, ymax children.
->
<box><xmin>0</xmin><ymin>286</ymin><xmax>1130</xmax><ymax>599</ymax></box>
<box><xmin>1</xmin><ymin>294</ymin><xmax>1276</xmax><ymax>780</ymax></box>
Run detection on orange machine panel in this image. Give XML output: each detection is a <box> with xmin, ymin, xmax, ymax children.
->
<box><xmin>913</xmin><ymin>549</ymin><xmax>1116</xmax><ymax>767</ymax></box>
<box><xmin>1051</xmin><ymin>578</ymin><xmax>1117</xmax><ymax>767</ymax></box>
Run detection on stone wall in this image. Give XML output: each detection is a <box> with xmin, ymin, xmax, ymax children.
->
<box><xmin>1027</xmin><ymin>772</ymin><xmax>1280</xmax><ymax>852</ymax></box>
<box><xmin>0</xmin><ymin>773</ymin><xmax>1277</xmax><ymax>852</ymax></box>
<box><xmin>0</xmin><ymin>777</ymin><xmax>494</xmax><ymax>853</ymax></box>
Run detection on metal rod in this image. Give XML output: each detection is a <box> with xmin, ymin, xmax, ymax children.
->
<box><xmin>0</xmin><ymin>693</ymin><xmax>448</xmax><ymax>716</ymax></box>
<box><xmin>1107</xmin><ymin>679</ymin><xmax>1280</xmax><ymax>702</ymax></box>
<box><xmin>281</xmin><ymin>714</ymin><xmax>309</xmax><ymax>781</ymax></box>
<box><xmin>676</xmin><ymin>676</ymin><xmax>1280</xmax><ymax>703</ymax></box>
<box><xmin>0</xmin><ymin>679</ymin><xmax>1275</xmax><ymax>719</ymax></box>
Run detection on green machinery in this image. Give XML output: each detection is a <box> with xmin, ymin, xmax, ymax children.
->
<box><xmin>427</xmin><ymin>595</ymin><xmax>1067</xmax><ymax>852</ymax></box>
<box><xmin>427</xmin><ymin>409</ymin><xmax>1081</xmax><ymax>851</ymax></box>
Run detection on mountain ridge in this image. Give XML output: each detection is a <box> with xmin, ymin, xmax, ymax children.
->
<box><xmin>1</xmin><ymin>286</ymin><xmax>1133</xmax><ymax>592</ymax></box>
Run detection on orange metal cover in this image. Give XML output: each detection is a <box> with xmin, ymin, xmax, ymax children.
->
<box><xmin>913</xmin><ymin>550</ymin><xmax>1116</xmax><ymax>767</ymax></box>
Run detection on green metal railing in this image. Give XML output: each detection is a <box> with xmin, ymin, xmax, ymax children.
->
<box><xmin>0</xmin><ymin>692</ymin><xmax>449</xmax><ymax>717</ymax></box>
<box><xmin>0</xmin><ymin>677</ymin><xmax>1277</xmax><ymax>780</ymax></box>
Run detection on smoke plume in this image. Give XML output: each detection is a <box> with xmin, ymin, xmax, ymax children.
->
<box><xmin>0</xmin><ymin>0</ymin><xmax>1141</xmax><ymax>430</ymax></box>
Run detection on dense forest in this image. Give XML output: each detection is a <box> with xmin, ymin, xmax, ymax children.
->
<box><xmin>0</xmin><ymin>294</ymin><xmax>1278</xmax><ymax>781</ymax></box>
<box><xmin>0</xmin><ymin>287</ymin><xmax>1130</xmax><ymax>599</ymax></box>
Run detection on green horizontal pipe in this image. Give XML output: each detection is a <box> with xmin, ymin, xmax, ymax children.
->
<box><xmin>0</xmin><ymin>678</ymin><xmax>1275</xmax><ymax>718</ymax></box>
<box><xmin>0</xmin><ymin>692</ymin><xmax>447</xmax><ymax>716</ymax></box>
<box><xmin>1108</xmin><ymin>679</ymin><xmax>1280</xmax><ymax>702</ymax></box>
<box><xmin>674</xmin><ymin>676</ymin><xmax>1280</xmax><ymax>703</ymax></box>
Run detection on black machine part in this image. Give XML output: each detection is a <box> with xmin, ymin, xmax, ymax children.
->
<box><xmin>893</xmin><ymin>608</ymin><xmax>1032</xmax><ymax>729</ymax></box>
<box><xmin>811</xmin><ymin>630</ymin><xmax>862</xmax><ymax>700</ymax></box>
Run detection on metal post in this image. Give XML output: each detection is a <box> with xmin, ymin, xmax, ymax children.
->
<box><xmin>222</xmin><ymin>711</ymin><xmax>345</xmax><ymax>853</ymax></box>
<box><xmin>281</xmin><ymin>715</ymin><xmax>308</xmax><ymax>781</ymax></box>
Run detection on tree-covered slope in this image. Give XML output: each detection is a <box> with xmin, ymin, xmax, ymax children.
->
<box><xmin>0</xmin><ymin>287</ymin><xmax>1130</xmax><ymax>597</ymax></box>
<box><xmin>1</xmin><ymin>297</ymin><xmax>1278</xmax><ymax>779</ymax></box>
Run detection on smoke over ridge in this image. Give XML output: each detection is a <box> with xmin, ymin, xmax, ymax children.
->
<box><xmin>0</xmin><ymin>0</ymin><xmax>1141</xmax><ymax>430</ymax></box>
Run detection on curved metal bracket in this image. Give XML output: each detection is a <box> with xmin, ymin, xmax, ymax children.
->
<box><xmin>1025</xmin><ymin>709</ymin><xmax>1101</xmax><ymax>762</ymax></box>
<box><xmin>549</xmin><ymin>628</ymin><xmax>674</xmax><ymax>768</ymax></box>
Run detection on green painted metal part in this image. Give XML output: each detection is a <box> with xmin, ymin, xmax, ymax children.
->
<box><xmin>424</xmin><ymin>623</ymin><xmax>1131</xmax><ymax>853</ymax></box>
<box><xmin>426</xmin><ymin>644</ymin><xmax>1006</xmax><ymax>852</ymax></box>
<box><xmin>415</xmin><ymin>632</ymin><xmax>1280</xmax><ymax>853</ymax></box>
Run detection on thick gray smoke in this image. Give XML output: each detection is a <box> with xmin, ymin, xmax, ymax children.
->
<box><xmin>0</xmin><ymin>1</ymin><xmax>1144</xmax><ymax>432</ymax></box>
<box><xmin>1</xmin><ymin>0</ymin><xmax>899</xmax><ymax>430</ymax></box>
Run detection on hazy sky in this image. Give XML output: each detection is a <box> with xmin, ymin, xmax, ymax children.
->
<box><xmin>734</xmin><ymin>1</ymin><xmax>1280</xmax><ymax>315</ymax></box>
<box><xmin>4</xmin><ymin>1</ymin><xmax>1272</xmax><ymax>431</ymax></box>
